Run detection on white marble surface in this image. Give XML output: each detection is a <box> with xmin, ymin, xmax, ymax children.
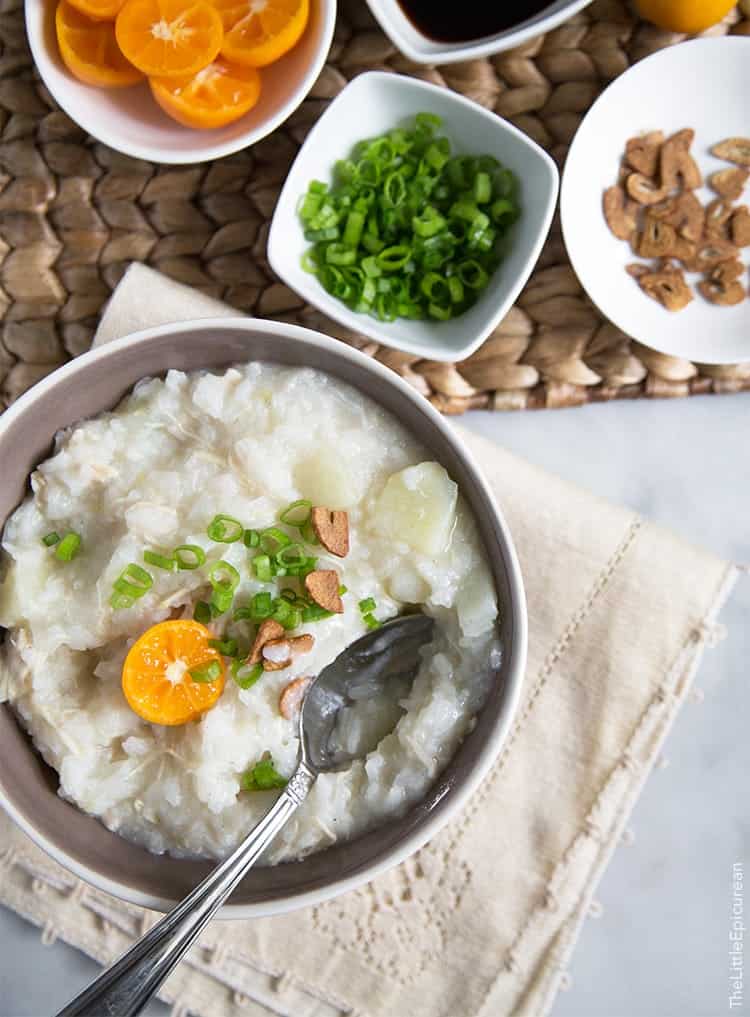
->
<box><xmin>1</xmin><ymin>391</ymin><xmax>748</xmax><ymax>1017</ymax></box>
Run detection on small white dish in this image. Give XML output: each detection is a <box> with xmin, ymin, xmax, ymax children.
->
<box><xmin>24</xmin><ymin>0</ymin><xmax>336</xmax><ymax>164</ymax></box>
<box><xmin>363</xmin><ymin>0</ymin><xmax>593</xmax><ymax>66</ymax></box>
<box><xmin>561</xmin><ymin>37</ymin><xmax>750</xmax><ymax>366</ymax></box>
<box><xmin>268</xmin><ymin>71</ymin><xmax>558</xmax><ymax>362</ymax></box>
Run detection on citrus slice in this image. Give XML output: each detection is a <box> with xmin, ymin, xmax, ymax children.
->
<box><xmin>122</xmin><ymin>619</ymin><xmax>226</xmax><ymax>726</ymax></box>
<box><xmin>56</xmin><ymin>0</ymin><xmax>144</xmax><ymax>87</ymax></box>
<box><xmin>115</xmin><ymin>0</ymin><xmax>223</xmax><ymax>78</ymax></box>
<box><xmin>150</xmin><ymin>58</ymin><xmax>261</xmax><ymax>128</ymax></box>
<box><xmin>213</xmin><ymin>0</ymin><xmax>308</xmax><ymax>68</ymax></box>
<box><xmin>66</xmin><ymin>0</ymin><xmax>127</xmax><ymax>22</ymax></box>
<box><xmin>635</xmin><ymin>0</ymin><xmax>735</xmax><ymax>32</ymax></box>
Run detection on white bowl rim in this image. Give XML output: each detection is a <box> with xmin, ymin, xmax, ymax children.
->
<box><xmin>23</xmin><ymin>0</ymin><xmax>337</xmax><ymax>164</ymax></box>
<box><xmin>268</xmin><ymin>70</ymin><xmax>559</xmax><ymax>363</ymax></box>
<box><xmin>0</xmin><ymin>315</ymin><xmax>528</xmax><ymax>919</ymax></box>
<box><xmin>560</xmin><ymin>35</ymin><xmax>750</xmax><ymax>366</ymax></box>
<box><xmin>362</xmin><ymin>0</ymin><xmax>594</xmax><ymax>65</ymax></box>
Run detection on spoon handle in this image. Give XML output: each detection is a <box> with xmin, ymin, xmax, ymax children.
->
<box><xmin>56</xmin><ymin>762</ymin><xmax>317</xmax><ymax>1017</ymax></box>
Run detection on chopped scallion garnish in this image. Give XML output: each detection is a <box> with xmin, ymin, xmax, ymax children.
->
<box><xmin>279</xmin><ymin>499</ymin><xmax>312</xmax><ymax>527</ymax></box>
<box><xmin>241</xmin><ymin>755</ymin><xmax>287</xmax><ymax>791</ymax></box>
<box><xmin>208</xmin><ymin>638</ymin><xmax>238</xmax><ymax>658</ymax></box>
<box><xmin>193</xmin><ymin>600</ymin><xmax>212</xmax><ymax>624</ymax></box>
<box><xmin>112</xmin><ymin>563</ymin><xmax>152</xmax><ymax>605</ymax></box>
<box><xmin>189</xmin><ymin>660</ymin><xmax>222</xmax><ymax>683</ymax></box>
<box><xmin>232</xmin><ymin>659</ymin><xmax>264</xmax><ymax>690</ymax></box>
<box><xmin>209</xmin><ymin>560</ymin><xmax>240</xmax><ymax>593</ymax></box>
<box><xmin>174</xmin><ymin>544</ymin><xmax>206</xmax><ymax>570</ymax></box>
<box><xmin>252</xmin><ymin>554</ymin><xmax>273</xmax><ymax>583</ymax></box>
<box><xmin>55</xmin><ymin>531</ymin><xmax>82</xmax><ymax>562</ymax></box>
<box><xmin>207</xmin><ymin>514</ymin><xmax>244</xmax><ymax>543</ymax></box>
<box><xmin>251</xmin><ymin>591</ymin><xmax>273</xmax><ymax>620</ymax></box>
<box><xmin>358</xmin><ymin>597</ymin><xmax>376</xmax><ymax>614</ymax></box>
<box><xmin>259</xmin><ymin>527</ymin><xmax>292</xmax><ymax>556</ymax></box>
<box><xmin>42</xmin><ymin>532</ymin><xmax>60</xmax><ymax>547</ymax></box>
<box><xmin>144</xmin><ymin>550</ymin><xmax>176</xmax><ymax>571</ymax></box>
<box><xmin>243</xmin><ymin>528</ymin><xmax>260</xmax><ymax>548</ymax></box>
<box><xmin>362</xmin><ymin>612</ymin><xmax>381</xmax><ymax>630</ymax></box>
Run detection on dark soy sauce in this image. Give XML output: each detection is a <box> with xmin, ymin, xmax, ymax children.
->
<box><xmin>397</xmin><ymin>0</ymin><xmax>555</xmax><ymax>44</ymax></box>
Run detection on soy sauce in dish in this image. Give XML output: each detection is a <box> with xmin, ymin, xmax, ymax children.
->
<box><xmin>396</xmin><ymin>0</ymin><xmax>555</xmax><ymax>43</ymax></box>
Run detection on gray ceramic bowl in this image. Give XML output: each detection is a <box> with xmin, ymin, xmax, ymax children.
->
<box><xmin>0</xmin><ymin>318</ymin><xmax>527</xmax><ymax>918</ymax></box>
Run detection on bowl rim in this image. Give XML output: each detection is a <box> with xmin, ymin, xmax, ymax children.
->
<box><xmin>23</xmin><ymin>0</ymin><xmax>337</xmax><ymax>164</ymax></box>
<box><xmin>268</xmin><ymin>70</ymin><xmax>559</xmax><ymax>362</ymax></box>
<box><xmin>560</xmin><ymin>35</ymin><xmax>750</xmax><ymax>366</ymax></box>
<box><xmin>0</xmin><ymin>316</ymin><xmax>527</xmax><ymax>918</ymax></box>
<box><xmin>362</xmin><ymin>0</ymin><xmax>594</xmax><ymax>65</ymax></box>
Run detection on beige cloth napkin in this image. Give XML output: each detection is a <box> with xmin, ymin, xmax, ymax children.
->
<box><xmin>0</xmin><ymin>265</ymin><xmax>739</xmax><ymax>1017</ymax></box>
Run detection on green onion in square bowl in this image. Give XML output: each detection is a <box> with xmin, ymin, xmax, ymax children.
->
<box><xmin>268</xmin><ymin>71</ymin><xmax>558</xmax><ymax>362</ymax></box>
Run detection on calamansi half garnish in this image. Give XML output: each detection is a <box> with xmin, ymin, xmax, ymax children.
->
<box><xmin>115</xmin><ymin>0</ymin><xmax>223</xmax><ymax>78</ymax></box>
<box><xmin>122</xmin><ymin>619</ymin><xmax>226</xmax><ymax>726</ymax></box>
<box><xmin>213</xmin><ymin>0</ymin><xmax>309</xmax><ymax>68</ymax></box>
<box><xmin>150</xmin><ymin>58</ymin><xmax>261</xmax><ymax>129</ymax></box>
<box><xmin>56</xmin><ymin>0</ymin><xmax>144</xmax><ymax>88</ymax></box>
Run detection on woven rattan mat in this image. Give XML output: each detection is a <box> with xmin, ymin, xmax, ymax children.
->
<box><xmin>0</xmin><ymin>0</ymin><xmax>749</xmax><ymax>414</ymax></box>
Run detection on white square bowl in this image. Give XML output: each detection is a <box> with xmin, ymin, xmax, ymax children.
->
<box><xmin>268</xmin><ymin>71</ymin><xmax>558</xmax><ymax>362</ymax></box>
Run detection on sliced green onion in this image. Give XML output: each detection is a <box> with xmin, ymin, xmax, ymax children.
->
<box><xmin>209</xmin><ymin>560</ymin><xmax>240</xmax><ymax>593</ymax></box>
<box><xmin>241</xmin><ymin>755</ymin><xmax>287</xmax><ymax>791</ymax></box>
<box><xmin>243</xmin><ymin>529</ymin><xmax>260</xmax><ymax>548</ymax></box>
<box><xmin>251</xmin><ymin>591</ymin><xmax>273</xmax><ymax>620</ymax></box>
<box><xmin>210</xmin><ymin>588</ymin><xmax>234</xmax><ymax>616</ymax></box>
<box><xmin>110</xmin><ymin>591</ymin><xmax>135</xmax><ymax>611</ymax></box>
<box><xmin>302</xmin><ymin>603</ymin><xmax>333</xmax><ymax>623</ymax></box>
<box><xmin>252</xmin><ymin>554</ymin><xmax>273</xmax><ymax>583</ymax></box>
<box><xmin>209</xmin><ymin>638</ymin><xmax>238</xmax><ymax>657</ymax></box>
<box><xmin>42</xmin><ymin>532</ymin><xmax>60</xmax><ymax>547</ymax></box>
<box><xmin>276</xmin><ymin>542</ymin><xmax>306</xmax><ymax>567</ymax></box>
<box><xmin>339</xmin><ymin>584</ymin><xmax>348</xmax><ymax>595</ymax></box>
<box><xmin>144</xmin><ymin>550</ymin><xmax>176</xmax><ymax>571</ymax></box>
<box><xmin>174</xmin><ymin>544</ymin><xmax>206</xmax><ymax>570</ymax></box>
<box><xmin>194</xmin><ymin>600</ymin><xmax>212</xmax><ymax>624</ymax></box>
<box><xmin>113</xmin><ymin>563</ymin><xmax>152</xmax><ymax>600</ymax></box>
<box><xmin>358</xmin><ymin>597</ymin><xmax>376</xmax><ymax>614</ymax></box>
<box><xmin>298</xmin><ymin>114</ymin><xmax>517</xmax><ymax>326</ymax></box>
<box><xmin>300</xmin><ymin>520</ymin><xmax>319</xmax><ymax>546</ymax></box>
<box><xmin>259</xmin><ymin>527</ymin><xmax>291</xmax><ymax>556</ymax></box>
<box><xmin>55</xmin><ymin>532</ymin><xmax>82</xmax><ymax>562</ymax></box>
<box><xmin>189</xmin><ymin>660</ymin><xmax>222</xmax><ymax>683</ymax></box>
<box><xmin>207</xmin><ymin>514</ymin><xmax>244</xmax><ymax>543</ymax></box>
<box><xmin>272</xmin><ymin>598</ymin><xmax>291</xmax><ymax>625</ymax></box>
<box><xmin>232</xmin><ymin>660</ymin><xmax>264</xmax><ymax>690</ymax></box>
<box><xmin>279</xmin><ymin>500</ymin><xmax>312</xmax><ymax>527</ymax></box>
<box><xmin>363</xmin><ymin>612</ymin><xmax>381</xmax><ymax>630</ymax></box>
<box><xmin>233</xmin><ymin>605</ymin><xmax>253</xmax><ymax>622</ymax></box>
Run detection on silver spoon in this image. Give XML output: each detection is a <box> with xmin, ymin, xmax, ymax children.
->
<box><xmin>56</xmin><ymin>613</ymin><xmax>435</xmax><ymax>1017</ymax></box>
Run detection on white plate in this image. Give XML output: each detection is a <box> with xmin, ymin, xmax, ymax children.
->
<box><xmin>24</xmin><ymin>0</ymin><xmax>335</xmax><ymax>164</ymax></box>
<box><xmin>268</xmin><ymin>71</ymin><xmax>558</xmax><ymax>362</ymax></box>
<box><xmin>561</xmin><ymin>37</ymin><xmax>750</xmax><ymax>365</ymax></box>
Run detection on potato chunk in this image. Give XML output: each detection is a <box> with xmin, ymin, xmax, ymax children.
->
<box><xmin>373</xmin><ymin>462</ymin><xmax>457</xmax><ymax>556</ymax></box>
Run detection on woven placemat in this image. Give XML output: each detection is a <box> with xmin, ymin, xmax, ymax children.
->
<box><xmin>0</xmin><ymin>0</ymin><xmax>749</xmax><ymax>414</ymax></box>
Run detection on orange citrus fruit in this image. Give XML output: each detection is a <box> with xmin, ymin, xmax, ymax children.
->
<box><xmin>115</xmin><ymin>0</ymin><xmax>223</xmax><ymax>78</ymax></box>
<box><xmin>150</xmin><ymin>58</ymin><xmax>261</xmax><ymax>127</ymax></box>
<box><xmin>66</xmin><ymin>0</ymin><xmax>127</xmax><ymax>22</ymax></box>
<box><xmin>636</xmin><ymin>0</ymin><xmax>735</xmax><ymax>33</ymax></box>
<box><xmin>122</xmin><ymin>619</ymin><xmax>226</xmax><ymax>726</ymax></box>
<box><xmin>213</xmin><ymin>0</ymin><xmax>309</xmax><ymax>68</ymax></box>
<box><xmin>56</xmin><ymin>0</ymin><xmax>143</xmax><ymax>87</ymax></box>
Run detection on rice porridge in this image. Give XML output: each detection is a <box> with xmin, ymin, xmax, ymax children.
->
<box><xmin>0</xmin><ymin>363</ymin><xmax>499</xmax><ymax>863</ymax></box>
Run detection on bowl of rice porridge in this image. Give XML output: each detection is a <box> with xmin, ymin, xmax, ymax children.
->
<box><xmin>0</xmin><ymin>317</ymin><xmax>526</xmax><ymax>916</ymax></box>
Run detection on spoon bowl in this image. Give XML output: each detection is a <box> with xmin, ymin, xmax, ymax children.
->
<box><xmin>301</xmin><ymin>614</ymin><xmax>435</xmax><ymax>772</ymax></box>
